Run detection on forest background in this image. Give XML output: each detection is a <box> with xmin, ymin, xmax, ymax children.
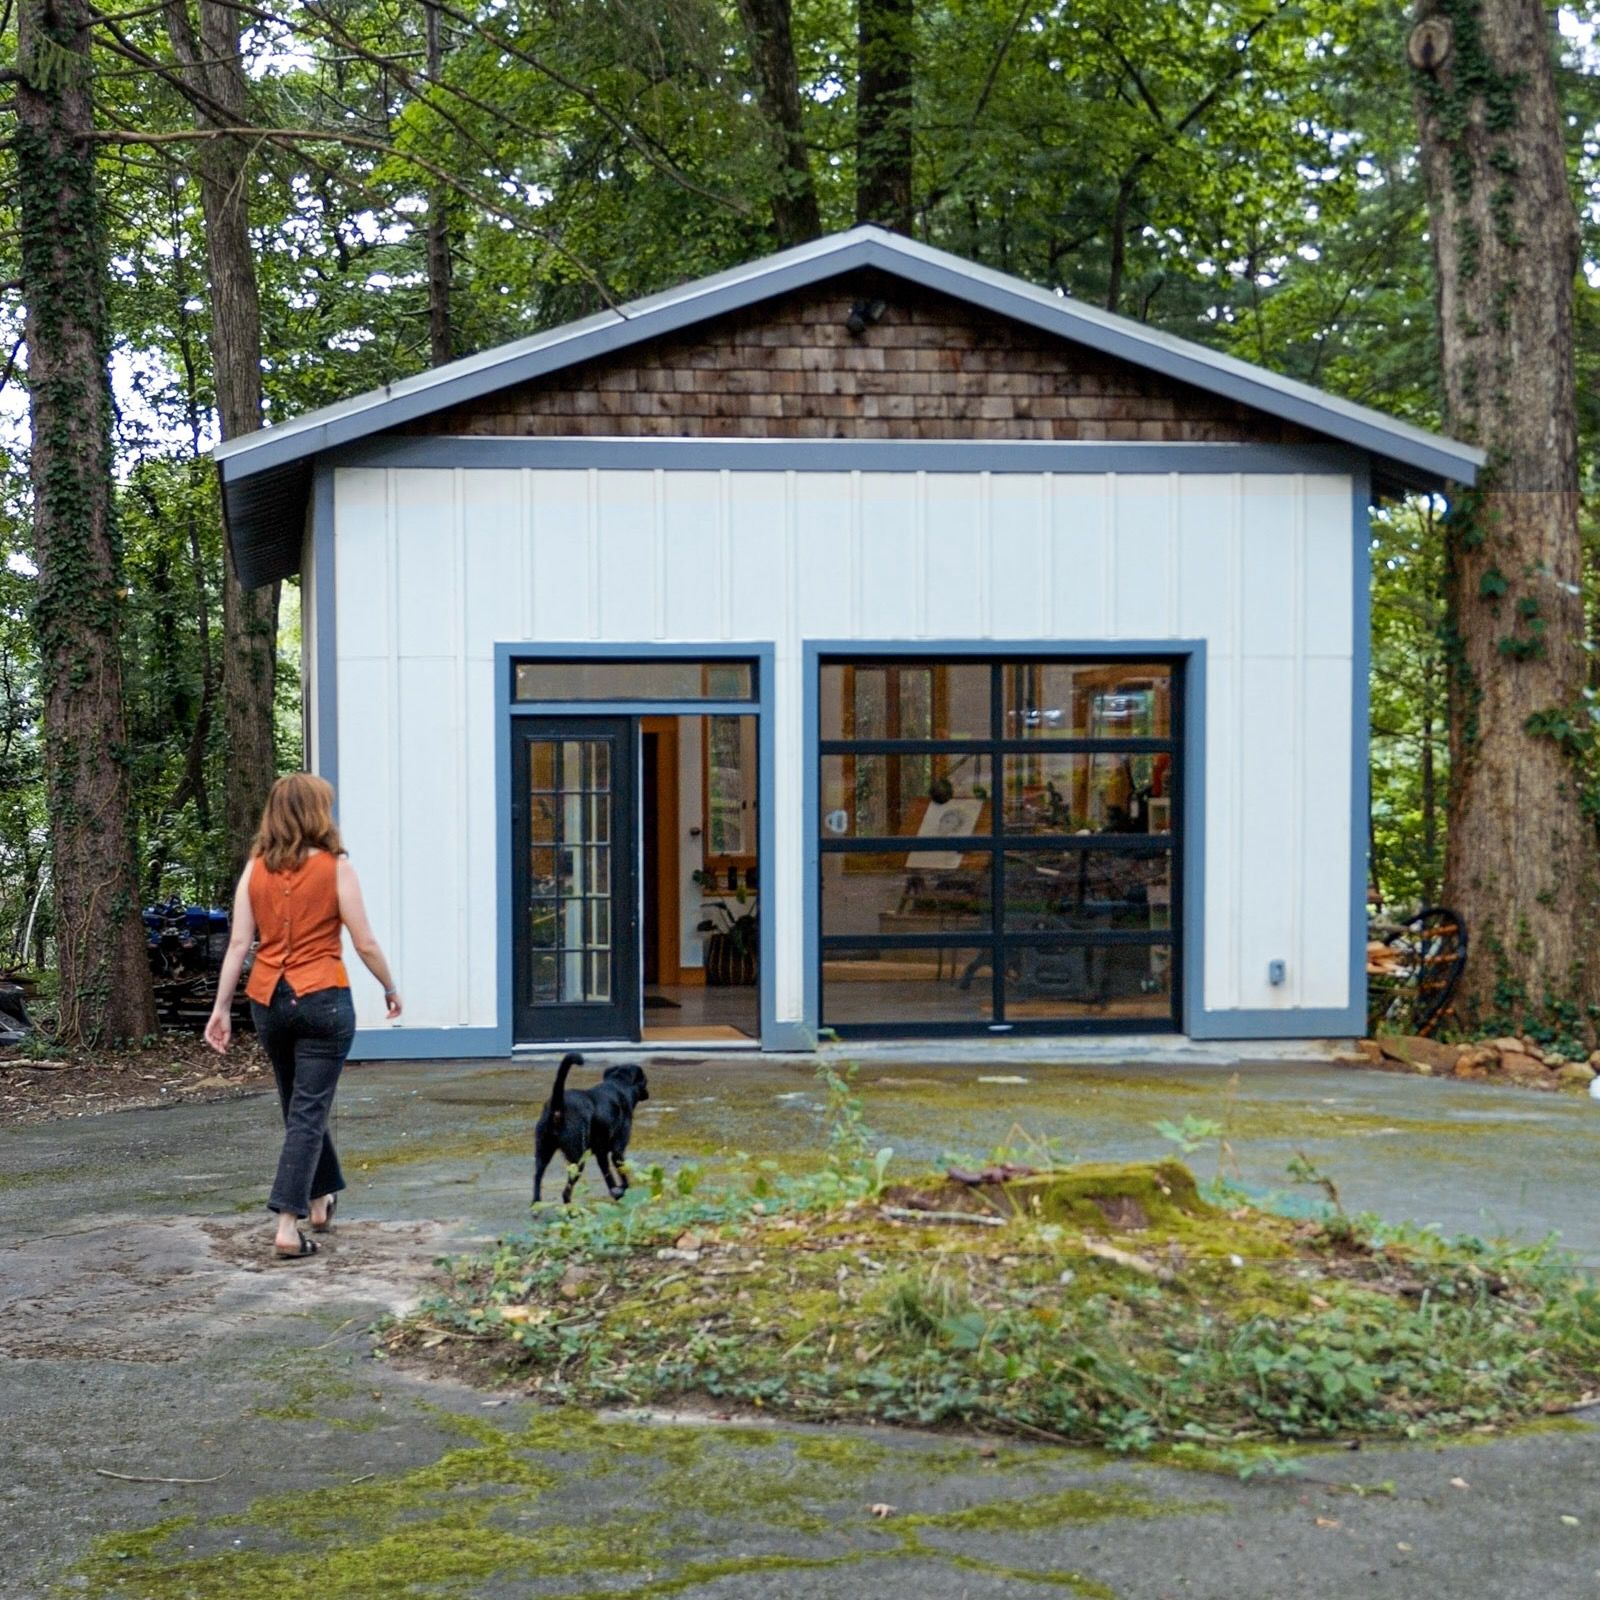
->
<box><xmin>0</xmin><ymin>0</ymin><xmax>1597</xmax><ymax>1041</ymax></box>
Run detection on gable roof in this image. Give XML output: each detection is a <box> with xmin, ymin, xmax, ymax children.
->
<box><xmin>216</xmin><ymin>225</ymin><xmax>1482</xmax><ymax>587</ymax></box>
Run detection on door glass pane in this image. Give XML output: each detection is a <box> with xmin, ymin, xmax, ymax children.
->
<box><xmin>1003</xmin><ymin>664</ymin><xmax>1171</xmax><ymax>740</ymax></box>
<box><xmin>822</xmin><ymin>851</ymin><xmax>991</xmax><ymax>939</ymax></box>
<box><xmin>1003</xmin><ymin>849</ymin><xmax>1173</xmax><ymax>932</ymax></box>
<box><xmin>822</xmin><ymin>947</ymin><xmax>994</xmax><ymax>1024</ymax></box>
<box><xmin>822</xmin><ymin>754</ymin><xmax>990</xmax><ymax>840</ymax></box>
<box><xmin>820</xmin><ymin>664</ymin><xmax>991</xmax><ymax>741</ymax></box>
<box><xmin>1004</xmin><ymin>944</ymin><xmax>1173</xmax><ymax>1020</ymax></box>
<box><xmin>527</xmin><ymin>733</ymin><xmax>617</xmax><ymax>1006</ymax></box>
<box><xmin>1003</xmin><ymin>753</ymin><xmax>1175</xmax><ymax>836</ymax></box>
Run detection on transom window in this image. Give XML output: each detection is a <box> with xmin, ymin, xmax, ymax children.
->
<box><xmin>513</xmin><ymin>659</ymin><xmax>755</xmax><ymax>703</ymax></box>
<box><xmin>818</xmin><ymin>656</ymin><xmax>1181</xmax><ymax>1035</ymax></box>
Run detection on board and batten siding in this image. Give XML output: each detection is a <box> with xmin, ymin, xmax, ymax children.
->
<box><xmin>330</xmin><ymin>465</ymin><xmax>1354</xmax><ymax>1045</ymax></box>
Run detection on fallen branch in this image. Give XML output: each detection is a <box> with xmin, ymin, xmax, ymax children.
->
<box><xmin>1082</xmin><ymin>1238</ymin><xmax>1176</xmax><ymax>1283</ymax></box>
<box><xmin>880</xmin><ymin>1207</ymin><xmax>1006</xmax><ymax>1228</ymax></box>
<box><xmin>93</xmin><ymin>1467</ymin><xmax>227</xmax><ymax>1485</ymax></box>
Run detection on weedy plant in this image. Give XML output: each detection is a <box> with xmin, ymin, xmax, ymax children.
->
<box><xmin>396</xmin><ymin>1062</ymin><xmax>1600</xmax><ymax>1459</ymax></box>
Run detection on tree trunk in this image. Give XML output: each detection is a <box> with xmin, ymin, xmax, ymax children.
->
<box><xmin>1411</xmin><ymin>0</ymin><xmax>1599</xmax><ymax>1031</ymax></box>
<box><xmin>165</xmin><ymin>0</ymin><xmax>279</xmax><ymax>875</ymax></box>
<box><xmin>856</xmin><ymin>0</ymin><xmax>912</xmax><ymax>231</ymax></box>
<box><xmin>17</xmin><ymin>0</ymin><xmax>158</xmax><ymax>1043</ymax></box>
<box><xmin>735</xmin><ymin>0</ymin><xmax>822</xmax><ymax>246</ymax></box>
<box><xmin>423</xmin><ymin>0</ymin><xmax>454</xmax><ymax>364</ymax></box>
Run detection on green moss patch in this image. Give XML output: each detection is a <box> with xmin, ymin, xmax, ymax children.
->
<box><xmin>394</xmin><ymin>1073</ymin><xmax>1600</xmax><ymax>1455</ymax></box>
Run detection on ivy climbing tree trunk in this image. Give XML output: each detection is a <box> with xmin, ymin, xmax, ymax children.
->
<box><xmin>856</xmin><ymin>0</ymin><xmax>913</xmax><ymax>231</ymax></box>
<box><xmin>17</xmin><ymin>0</ymin><xmax>158</xmax><ymax>1043</ymax></box>
<box><xmin>164</xmin><ymin>0</ymin><xmax>279</xmax><ymax>877</ymax></box>
<box><xmin>735</xmin><ymin>0</ymin><xmax>822</xmax><ymax>246</ymax></box>
<box><xmin>1410</xmin><ymin>0</ymin><xmax>1600</xmax><ymax>1034</ymax></box>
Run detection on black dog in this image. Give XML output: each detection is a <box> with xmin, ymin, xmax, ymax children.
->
<box><xmin>532</xmin><ymin>1052</ymin><xmax>650</xmax><ymax>1204</ymax></box>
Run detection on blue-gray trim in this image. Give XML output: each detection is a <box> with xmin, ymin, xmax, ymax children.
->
<box><xmin>216</xmin><ymin>227</ymin><xmax>1480</xmax><ymax>584</ymax></box>
<box><xmin>487</xmin><ymin>641</ymin><xmax>779</xmax><ymax>1056</ymax></box>
<box><xmin>326</xmin><ymin>437</ymin><xmax>1366</xmax><ymax>478</ymax></box>
<box><xmin>311</xmin><ymin>462</ymin><xmax>338</xmax><ymax>796</ymax></box>
<box><xmin>349</xmin><ymin>1027</ymin><xmax>502</xmax><ymax>1062</ymax></box>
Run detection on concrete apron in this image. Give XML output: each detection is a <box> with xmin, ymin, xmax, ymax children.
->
<box><xmin>3</xmin><ymin>1055</ymin><xmax>1598</xmax><ymax>1599</ymax></box>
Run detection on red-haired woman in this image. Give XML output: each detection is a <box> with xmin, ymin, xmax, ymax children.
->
<box><xmin>205</xmin><ymin>773</ymin><xmax>402</xmax><ymax>1260</ymax></box>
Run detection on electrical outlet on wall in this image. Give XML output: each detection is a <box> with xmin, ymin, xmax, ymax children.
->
<box><xmin>1267</xmin><ymin>959</ymin><xmax>1287</xmax><ymax>986</ymax></box>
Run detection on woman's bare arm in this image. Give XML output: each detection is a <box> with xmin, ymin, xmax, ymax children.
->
<box><xmin>337</xmin><ymin>858</ymin><xmax>401</xmax><ymax>1017</ymax></box>
<box><xmin>205</xmin><ymin>862</ymin><xmax>257</xmax><ymax>1053</ymax></box>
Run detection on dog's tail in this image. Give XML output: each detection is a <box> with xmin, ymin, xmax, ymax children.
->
<box><xmin>549</xmin><ymin>1051</ymin><xmax>583</xmax><ymax>1127</ymax></box>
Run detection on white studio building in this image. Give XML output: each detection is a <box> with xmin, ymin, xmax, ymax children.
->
<box><xmin>215</xmin><ymin>228</ymin><xmax>1480</xmax><ymax>1059</ymax></box>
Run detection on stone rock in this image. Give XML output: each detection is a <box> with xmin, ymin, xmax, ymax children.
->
<box><xmin>1588</xmin><ymin>1049</ymin><xmax>1600</xmax><ymax>1070</ymax></box>
<box><xmin>1354</xmin><ymin>1038</ymin><xmax>1385</xmax><ymax>1062</ymax></box>
<box><xmin>1497</xmin><ymin>1051</ymin><xmax>1548</xmax><ymax>1081</ymax></box>
<box><xmin>1542</xmin><ymin>1052</ymin><xmax>1568</xmax><ymax>1069</ymax></box>
<box><xmin>1377</xmin><ymin>1035</ymin><xmax>1461</xmax><ymax>1076</ymax></box>
<box><xmin>1557</xmin><ymin>1062</ymin><xmax>1598</xmax><ymax>1086</ymax></box>
<box><xmin>1489</xmin><ymin>1038</ymin><xmax>1523</xmax><ymax>1054</ymax></box>
<box><xmin>1452</xmin><ymin>1046</ymin><xmax>1497</xmax><ymax>1080</ymax></box>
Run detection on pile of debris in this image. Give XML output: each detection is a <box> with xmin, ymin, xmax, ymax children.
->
<box><xmin>1353</xmin><ymin>1033</ymin><xmax>1599</xmax><ymax>1091</ymax></box>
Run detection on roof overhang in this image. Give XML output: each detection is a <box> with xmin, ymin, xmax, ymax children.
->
<box><xmin>217</xmin><ymin>226</ymin><xmax>1484</xmax><ymax>588</ymax></box>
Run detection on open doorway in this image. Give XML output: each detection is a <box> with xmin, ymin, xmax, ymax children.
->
<box><xmin>641</xmin><ymin>714</ymin><xmax>759</xmax><ymax>1043</ymax></box>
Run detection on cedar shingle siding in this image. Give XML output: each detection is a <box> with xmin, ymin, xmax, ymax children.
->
<box><xmin>395</xmin><ymin>279</ymin><xmax>1314</xmax><ymax>444</ymax></box>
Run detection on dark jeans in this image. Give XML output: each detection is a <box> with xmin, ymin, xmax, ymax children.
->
<box><xmin>252</xmin><ymin>980</ymin><xmax>356</xmax><ymax>1218</ymax></box>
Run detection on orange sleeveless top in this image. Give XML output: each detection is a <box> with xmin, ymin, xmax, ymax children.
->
<box><xmin>244</xmin><ymin>849</ymin><xmax>350</xmax><ymax>1004</ymax></box>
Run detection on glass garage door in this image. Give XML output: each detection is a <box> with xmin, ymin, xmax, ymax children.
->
<box><xmin>817</xmin><ymin>657</ymin><xmax>1181</xmax><ymax>1035</ymax></box>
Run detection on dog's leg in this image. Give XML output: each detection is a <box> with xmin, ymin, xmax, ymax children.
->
<box><xmin>560</xmin><ymin>1156</ymin><xmax>587</xmax><ymax>1205</ymax></box>
<box><xmin>597</xmin><ymin>1148</ymin><xmax>624</xmax><ymax>1201</ymax></box>
<box><xmin>532</xmin><ymin>1140</ymin><xmax>554</xmax><ymax>1204</ymax></box>
<box><xmin>612</xmin><ymin>1153</ymin><xmax>630</xmax><ymax>1195</ymax></box>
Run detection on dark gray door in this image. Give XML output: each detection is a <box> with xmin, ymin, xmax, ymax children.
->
<box><xmin>512</xmin><ymin>718</ymin><xmax>639</xmax><ymax>1043</ymax></box>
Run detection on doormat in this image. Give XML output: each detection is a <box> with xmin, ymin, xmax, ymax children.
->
<box><xmin>643</xmin><ymin>995</ymin><xmax>682</xmax><ymax>1010</ymax></box>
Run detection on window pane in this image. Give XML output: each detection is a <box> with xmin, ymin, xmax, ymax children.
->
<box><xmin>1003</xmin><ymin>849</ymin><xmax>1173</xmax><ymax>932</ymax></box>
<box><xmin>820</xmin><ymin>664</ymin><xmax>990</xmax><ymax>741</ymax></box>
<box><xmin>514</xmin><ymin>660</ymin><xmax>754</xmax><ymax>701</ymax></box>
<box><xmin>821</xmin><ymin>754</ymin><xmax>991</xmax><ymax>840</ymax></box>
<box><xmin>1003</xmin><ymin>944</ymin><xmax>1174</xmax><ymax>1021</ymax></box>
<box><xmin>822</xmin><ymin>851</ymin><xmax>991</xmax><ymax>940</ymax></box>
<box><xmin>1002</xmin><ymin>752</ymin><xmax>1174</xmax><ymax>835</ymax></box>
<box><xmin>823</xmin><ymin>947</ymin><xmax>994</xmax><ymax>1024</ymax></box>
<box><xmin>1003</xmin><ymin>664</ymin><xmax>1171</xmax><ymax>740</ymax></box>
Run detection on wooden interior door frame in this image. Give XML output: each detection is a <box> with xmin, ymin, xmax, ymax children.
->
<box><xmin>641</xmin><ymin>715</ymin><xmax>681</xmax><ymax>985</ymax></box>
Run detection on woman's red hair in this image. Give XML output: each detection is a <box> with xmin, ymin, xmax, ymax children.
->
<box><xmin>252</xmin><ymin>773</ymin><xmax>345</xmax><ymax>873</ymax></box>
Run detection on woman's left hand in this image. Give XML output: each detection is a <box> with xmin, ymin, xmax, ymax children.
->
<box><xmin>204</xmin><ymin>1010</ymin><xmax>231</xmax><ymax>1054</ymax></box>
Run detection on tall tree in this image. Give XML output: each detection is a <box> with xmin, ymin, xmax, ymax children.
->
<box><xmin>1410</xmin><ymin>0</ymin><xmax>1599</xmax><ymax>1029</ymax></box>
<box><xmin>422</xmin><ymin>0</ymin><xmax>454</xmax><ymax>364</ymax></box>
<box><xmin>16</xmin><ymin>0</ymin><xmax>158</xmax><ymax>1042</ymax></box>
<box><xmin>163</xmin><ymin>0</ymin><xmax>279</xmax><ymax>873</ymax></box>
<box><xmin>735</xmin><ymin>0</ymin><xmax>821</xmax><ymax>246</ymax></box>
<box><xmin>856</xmin><ymin>0</ymin><xmax>913</xmax><ymax>230</ymax></box>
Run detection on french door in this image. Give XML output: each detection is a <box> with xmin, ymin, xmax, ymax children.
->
<box><xmin>512</xmin><ymin>718</ymin><xmax>639</xmax><ymax>1043</ymax></box>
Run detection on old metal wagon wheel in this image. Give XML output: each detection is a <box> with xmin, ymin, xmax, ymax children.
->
<box><xmin>1366</xmin><ymin>906</ymin><xmax>1467</xmax><ymax>1039</ymax></box>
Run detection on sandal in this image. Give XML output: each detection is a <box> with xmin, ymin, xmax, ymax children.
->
<box><xmin>311</xmin><ymin>1194</ymin><xmax>338</xmax><ymax>1234</ymax></box>
<box><xmin>274</xmin><ymin>1232</ymin><xmax>320</xmax><ymax>1260</ymax></box>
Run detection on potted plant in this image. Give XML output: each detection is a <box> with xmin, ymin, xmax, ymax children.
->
<box><xmin>694</xmin><ymin>872</ymin><xmax>759</xmax><ymax>986</ymax></box>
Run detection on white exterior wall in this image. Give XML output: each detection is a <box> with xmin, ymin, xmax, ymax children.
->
<box><xmin>331</xmin><ymin>466</ymin><xmax>1354</xmax><ymax>1041</ymax></box>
